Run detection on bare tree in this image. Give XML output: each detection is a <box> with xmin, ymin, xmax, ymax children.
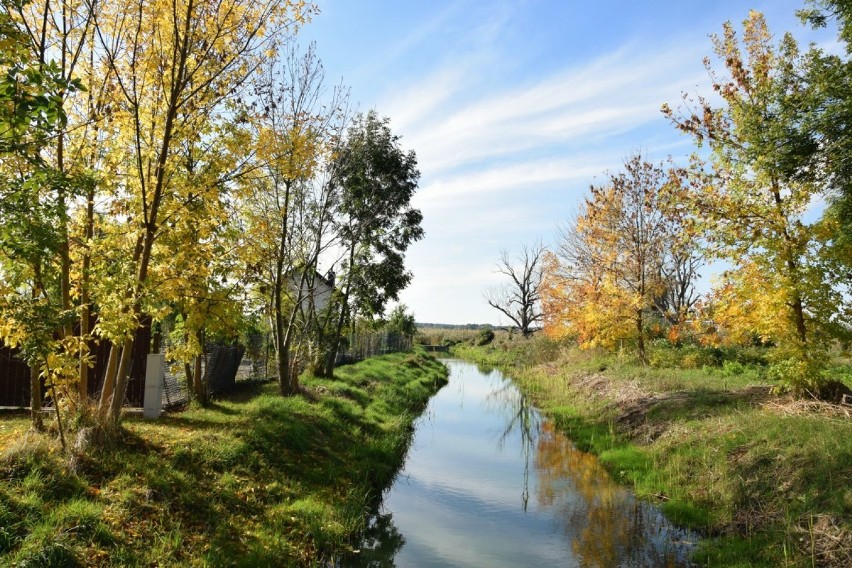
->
<box><xmin>486</xmin><ymin>243</ymin><xmax>545</xmax><ymax>337</ymax></box>
<box><xmin>659</xmin><ymin>249</ymin><xmax>702</xmax><ymax>323</ymax></box>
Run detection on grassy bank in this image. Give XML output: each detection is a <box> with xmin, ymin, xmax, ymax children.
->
<box><xmin>453</xmin><ymin>340</ymin><xmax>852</xmax><ymax>567</ymax></box>
<box><xmin>0</xmin><ymin>351</ymin><xmax>448</xmax><ymax>567</ymax></box>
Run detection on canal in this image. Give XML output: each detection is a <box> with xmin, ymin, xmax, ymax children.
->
<box><xmin>349</xmin><ymin>359</ymin><xmax>694</xmax><ymax>567</ymax></box>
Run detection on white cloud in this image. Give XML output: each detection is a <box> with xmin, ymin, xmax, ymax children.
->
<box><xmin>387</xmin><ymin>40</ymin><xmax>709</xmax><ymax>178</ymax></box>
<box><xmin>415</xmin><ymin>156</ymin><xmax>609</xmax><ymax>204</ymax></box>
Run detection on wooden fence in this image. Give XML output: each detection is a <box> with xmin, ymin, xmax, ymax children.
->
<box><xmin>0</xmin><ymin>322</ymin><xmax>151</xmax><ymax>409</ymax></box>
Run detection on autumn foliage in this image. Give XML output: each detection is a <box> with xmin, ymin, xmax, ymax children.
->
<box><xmin>0</xmin><ymin>0</ymin><xmax>424</xmax><ymax>434</ymax></box>
<box><xmin>540</xmin><ymin>11</ymin><xmax>852</xmax><ymax>395</ymax></box>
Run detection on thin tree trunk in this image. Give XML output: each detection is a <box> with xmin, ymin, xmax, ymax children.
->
<box><xmin>325</xmin><ymin>244</ymin><xmax>356</xmax><ymax>377</ymax></box>
<box><xmin>772</xmin><ymin>183</ymin><xmax>808</xmax><ymax>346</ymax></box>
<box><xmin>792</xmin><ymin>296</ymin><xmax>807</xmax><ymax>344</ymax></box>
<box><xmin>273</xmin><ymin>239</ymin><xmax>292</xmax><ymax>395</ymax></box>
<box><xmin>79</xmin><ymin>185</ymin><xmax>94</xmax><ymax>400</ymax></box>
<box><xmin>185</xmin><ymin>362</ymin><xmax>194</xmax><ymax>396</ymax></box>
<box><xmin>108</xmin><ymin>335</ymin><xmax>135</xmax><ymax>418</ymax></box>
<box><xmin>194</xmin><ymin>351</ymin><xmax>205</xmax><ymax>405</ymax></box>
<box><xmin>98</xmin><ymin>341</ymin><xmax>120</xmax><ymax>409</ymax></box>
<box><xmin>45</xmin><ymin>362</ymin><xmax>67</xmax><ymax>451</ymax></box>
<box><xmin>191</xmin><ymin>329</ymin><xmax>206</xmax><ymax>405</ymax></box>
<box><xmin>30</xmin><ymin>365</ymin><xmax>43</xmax><ymax>431</ymax></box>
<box><xmin>636</xmin><ymin>309</ymin><xmax>646</xmax><ymax>365</ymax></box>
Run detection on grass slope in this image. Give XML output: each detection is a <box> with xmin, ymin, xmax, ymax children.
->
<box><xmin>454</xmin><ymin>342</ymin><xmax>852</xmax><ymax>567</ymax></box>
<box><xmin>0</xmin><ymin>351</ymin><xmax>448</xmax><ymax>567</ymax></box>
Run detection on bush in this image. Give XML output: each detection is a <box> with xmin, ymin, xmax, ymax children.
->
<box><xmin>649</xmin><ymin>341</ymin><xmax>769</xmax><ymax>372</ymax></box>
<box><xmin>473</xmin><ymin>329</ymin><xmax>495</xmax><ymax>346</ymax></box>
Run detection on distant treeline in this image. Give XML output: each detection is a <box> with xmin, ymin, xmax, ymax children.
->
<box><xmin>416</xmin><ymin>323</ymin><xmax>500</xmax><ymax>331</ymax></box>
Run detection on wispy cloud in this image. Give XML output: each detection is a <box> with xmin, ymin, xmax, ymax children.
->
<box><xmin>389</xmin><ymin>40</ymin><xmax>708</xmax><ymax>178</ymax></box>
<box><xmin>415</xmin><ymin>155</ymin><xmax>609</xmax><ymax>204</ymax></box>
<box><xmin>378</xmin><ymin>5</ymin><xmax>729</xmax><ymax>324</ymax></box>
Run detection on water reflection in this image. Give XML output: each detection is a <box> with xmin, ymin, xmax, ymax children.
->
<box><xmin>486</xmin><ymin>380</ymin><xmax>540</xmax><ymax>512</ymax></box>
<box><xmin>347</xmin><ymin>512</ymin><xmax>405</xmax><ymax>568</ymax></box>
<box><xmin>535</xmin><ymin>422</ymin><xmax>687</xmax><ymax>567</ymax></box>
<box><xmin>474</xmin><ymin>361</ymin><xmax>495</xmax><ymax>375</ymax></box>
<box><xmin>345</xmin><ymin>360</ymin><xmax>693</xmax><ymax>567</ymax></box>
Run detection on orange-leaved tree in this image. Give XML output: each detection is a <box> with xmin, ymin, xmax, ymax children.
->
<box><xmin>554</xmin><ymin>153</ymin><xmax>695</xmax><ymax>364</ymax></box>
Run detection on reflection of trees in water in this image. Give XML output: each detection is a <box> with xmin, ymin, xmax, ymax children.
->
<box><xmin>535</xmin><ymin>422</ymin><xmax>685</xmax><ymax>567</ymax></box>
<box><xmin>476</xmin><ymin>362</ymin><xmax>495</xmax><ymax>375</ymax></box>
<box><xmin>337</xmin><ymin>511</ymin><xmax>405</xmax><ymax>568</ymax></box>
<box><xmin>486</xmin><ymin>379</ymin><xmax>541</xmax><ymax>511</ymax></box>
<box><xmin>341</xmin><ymin>367</ymin><xmax>691</xmax><ymax>567</ymax></box>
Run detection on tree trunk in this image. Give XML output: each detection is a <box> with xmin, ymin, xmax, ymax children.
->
<box><xmin>184</xmin><ymin>362</ymin><xmax>194</xmax><ymax>395</ymax></box>
<box><xmin>30</xmin><ymin>365</ymin><xmax>43</xmax><ymax>431</ymax></box>
<box><xmin>79</xmin><ymin>185</ymin><xmax>95</xmax><ymax>401</ymax></box>
<box><xmin>325</xmin><ymin>244</ymin><xmax>356</xmax><ymax>377</ymax></box>
<box><xmin>194</xmin><ymin>352</ymin><xmax>205</xmax><ymax>404</ymax></box>
<box><xmin>792</xmin><ymin>296</ymin><xmax>807</xmax><ymax>345</ymax></box>
<box><xmin>277</xmin><ymin>346</ymin><xmax>291</xmax><ymax>395</ymax></box>
<box><xmin>108</xmin><ymin>335</ymin><xmax>135</xmax><ymax>418</ymax></box>
<box><xmin>98</xmin><ymin>341</ymin><xmax>120</xmax><ymax>409</ymax></box>
<box><xmin>100</xmin><ymin>7</ymin><xmax>190</xmax><ymax>421</ymax></box>
<box><xmin>636</xmin><ymin>308</ymin><xmax>647</xmax><ymax>365</ymax></box>
<box><xmin>191</xmin><ymin>330</ymin><xmax>207</xmax><ymax>405</ymax></box>
<box><xmin>273</xmin><ymin>240</ymin><xmax>293</xmax><ymax>395</ymax></box>
<box><xmin>773</xmin><ymin>185</ymin><xmax>809</xmax><ymax>347</ymax></box>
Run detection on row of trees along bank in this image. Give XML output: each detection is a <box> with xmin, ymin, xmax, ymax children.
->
<box><xmin>0</xmin><ymin>0</ymin><xmax>424</xmax><ymax>437</ymax></box>
<box><xmin>493</xmin><ymin>6</ymin><xmax>852</xmax><ymax>399</ymax></box>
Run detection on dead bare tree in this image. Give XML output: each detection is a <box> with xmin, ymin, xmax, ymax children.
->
<box><xmin>485</xmin><ymin>243</ymin><xmax>545</xmax><ymax>337</ymax></box>
<box><xmin>659</xmin><ymin>248</ymin><xmax>703</xmax><ymax>323</ymax></box>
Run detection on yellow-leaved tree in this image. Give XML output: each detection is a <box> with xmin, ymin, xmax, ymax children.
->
<box><xmin>553</xmin><ymin>153</ymin><xmax>694</xmax><ymax>364</ymax></box>
<box><xmin>663</xmin><ymin>11</ymin><xmax>850</xmax><ymax>395</ymax></box>
<box><xmin>91</xmin><ymin>0</ymin><xmax>315</xmax><ymax>421</ymax></box>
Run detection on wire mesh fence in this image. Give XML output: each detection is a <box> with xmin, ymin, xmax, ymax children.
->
<box><xmin>338</xmin><ymin>330</ymin><xmax>413</xmax><ymax>364</ymax></box>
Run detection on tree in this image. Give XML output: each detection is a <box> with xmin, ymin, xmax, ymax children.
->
<box><xmin>239</xmin><ymin>42</ymin><xmax>348</xmax><ymax>395</ymax></box>
<box><xmin>0</xmin><ymin>1</ymin><xmax>84</xmax><ymax>434</ymax></box>
<box><xmin>797</xmin><ymin>2</ymin><xmax>852</xmax><ymax>320</ymax></box>
<box><xmin>151</xmin><ymin>150</ymin><xmax>247</xmax><ymax>405</ymax></box>
<box><xmin>91</xmin><ymin>0</ymin><xmax>313</xmax><ymax>420</ymax></box>
<box><xmin>662</xmin><ymin>11</ymin><xmax>849</xmax><ymax>395</ymax></box>
<box><xmin>386</xmin><ymin>304</ymin><xmax>416</xmax><ymax>338</ymax></box>
<box><xmin>324</xmin><ymin>111</ymin><xmax>423</xmax><ymax>376</ymax></box>
<box><xmin>551</xmin><ymin>155</ymin><xmax>695</xmax><ymax>363</ymax></box>
<box><xmin>485</xmin><ymin>243</ymin><xmax>544</xmax><ymax>338</ymax></box>
<box><xmin>539</xmin><ymin>250</ymin><xmax>572</xmax><ymax>340</ymax></box>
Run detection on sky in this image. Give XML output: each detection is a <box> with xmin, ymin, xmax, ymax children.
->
<box><xmin>297</xmin><ymin>0</ymin><xmax>837</xmax><ymax>326</ymax></box>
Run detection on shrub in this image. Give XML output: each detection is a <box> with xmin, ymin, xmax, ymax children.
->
<box><xmin>473</xmin><ymin>329</ymin><xmax>495</xmax><ymax>346</ymax></box>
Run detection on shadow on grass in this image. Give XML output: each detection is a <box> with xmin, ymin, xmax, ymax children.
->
<box><xmin>617</xmin><ymin>386</ymin><xmax>773</xmax><ymax>441</ymax></box>
<box><xmin>153</xmin><ymin>414</ymin><xmax>238</xmax><ymax>432</ymax></box>
<box><xmin>0</xmin><ymin>353</ymin><xmax>450</xmax><ymax>566</ymax></box>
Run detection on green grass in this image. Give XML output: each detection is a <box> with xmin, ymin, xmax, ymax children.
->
<box><xmin>455</xmin><ymin>339</ymin><xmax>852</xmax><ymax>567</ymax></box>
<box><xmin>0</xmin><ymin>351</ymin><xmax>448</xmax><ymax>567</ymax></box>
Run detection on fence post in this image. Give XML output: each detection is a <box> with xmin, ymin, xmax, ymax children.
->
<box><xmin>143</xmin><ymin>353</ymin><xmax>165</xmax><ymax>419</ymax></box>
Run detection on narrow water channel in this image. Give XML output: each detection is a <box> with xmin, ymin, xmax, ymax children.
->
<box><xmin>349</xmin><ymin>359</ymin><xmax>694</xmax><ymax>567</ymax></box>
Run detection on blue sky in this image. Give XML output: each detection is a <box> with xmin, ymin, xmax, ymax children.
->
<box><xmin>298</xmin><ymin>0</ymin><xmax>835</xmax><ymax>325</ymax></box>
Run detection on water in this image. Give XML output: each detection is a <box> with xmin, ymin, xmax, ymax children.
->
<box><xmin>347</xmin><ymin>359</ymin><xmax>695</xmax><ymax>567</ymax></box>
